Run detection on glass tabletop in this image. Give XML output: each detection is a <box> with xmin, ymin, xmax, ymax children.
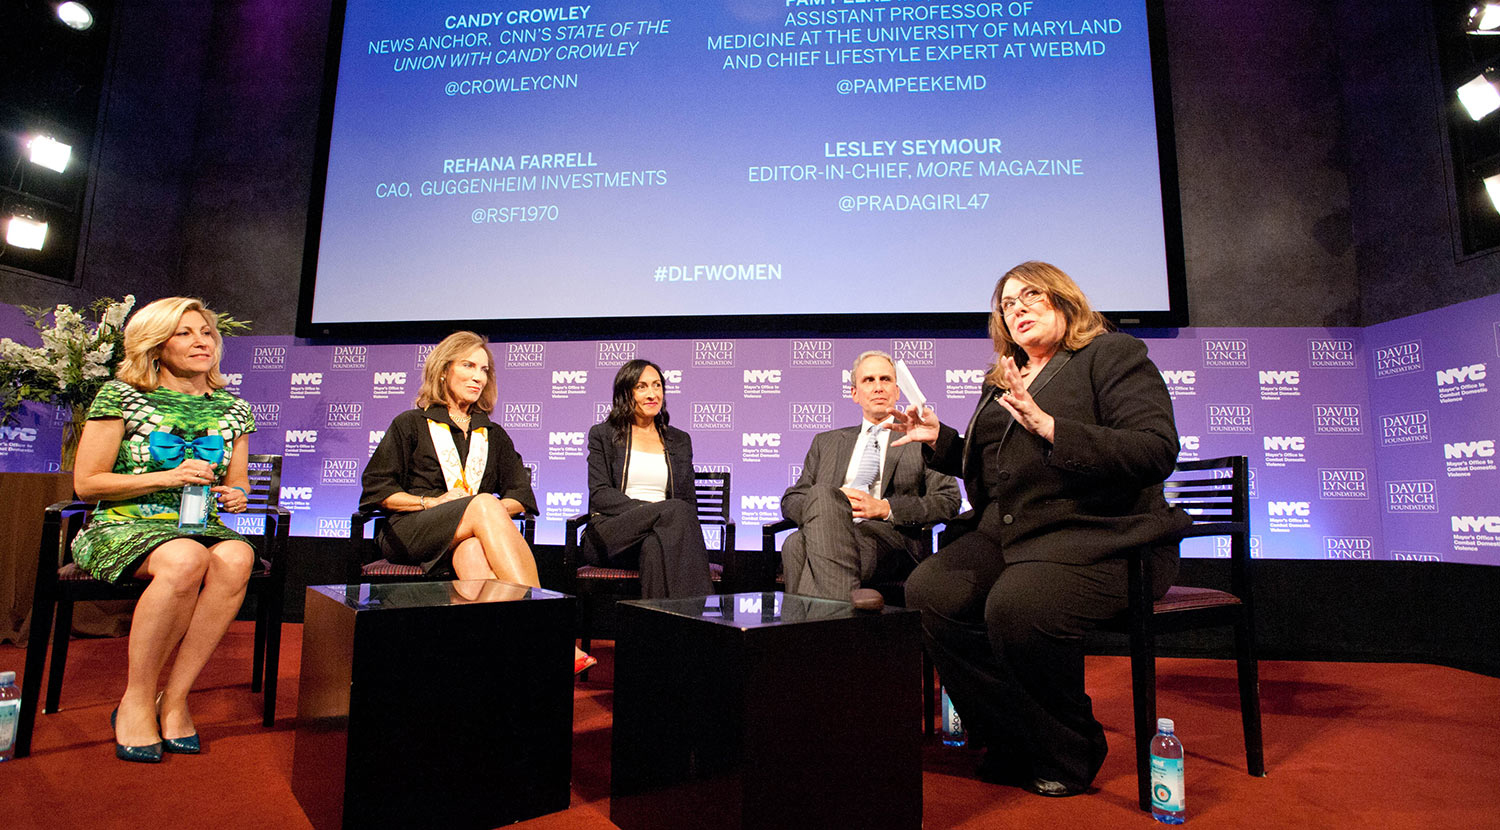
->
<box><xmin>623</xmin><ymin>591</ymin><xmax>904</xmax><ymax>629</ymax></box>
<box><xmin>311</xmin><ymin>580</ymin><xmax>568</xmax><ymax>611</ymax></box>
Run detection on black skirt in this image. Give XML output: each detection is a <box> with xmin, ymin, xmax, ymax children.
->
<box><xmin>377</xmin><ymin>496</ymin><xmax>474</xmax><ymax>573</ymax></box>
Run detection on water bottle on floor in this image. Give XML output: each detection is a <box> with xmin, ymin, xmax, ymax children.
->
<box><xmin>939</xmin><ymin>685</ymin><xmax>966</xmax><ymax>747</ymax></box>
<box><xmin>0</xmin><ymin>671</ymin><xmax>21</xmax><ymax>762</ymax></box>
<box><xmin>1150</xmin><ymin>717</ymin><xmax>1186</xmax><ymax>824</ymax></box>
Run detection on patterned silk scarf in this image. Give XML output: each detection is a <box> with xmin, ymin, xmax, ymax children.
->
<box><xmin>426</xmin><ymin>419</ymin><xmax>489</xmax><ymax>495</ymax></box>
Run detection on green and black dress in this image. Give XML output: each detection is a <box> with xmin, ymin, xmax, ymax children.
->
<box><xmin>71</xmin><ymin>379</ymin><xmax>257</xmax><ymax>584</ymax></box>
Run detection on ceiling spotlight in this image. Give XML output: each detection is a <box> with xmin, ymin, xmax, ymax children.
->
<box><xmin>27</xmin><ymin>135</ymin><xmax>72</xmax><ymax>173</ymax></box>
<box><xmin>1467</xmin><ymin>4</ymin><xmax>1500</xmax><ymax>34</ymax></box>
<box><xmin>1458</xmin><ymin>70</ymin><xmax>1500</xmax><ymax>120</ymax></box>
<box><xmin>5</xmin><ymin>214</ymin><xmax>49</xmax><ymax>250</ymax></box>
<box><xmin>56</xmin><ymin>2</ymin><xmax>94</xmax><ymax>31</ymax></box>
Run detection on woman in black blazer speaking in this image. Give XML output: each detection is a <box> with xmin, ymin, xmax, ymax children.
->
<box><xmin>585</xmin><ymin>359</ymin><xmax>714</xmax><ymax>598</ymax></box>
<box><xmin>891</xmin><ymin>261</ymin><xmax>1190</xmax><ymax>798</ymax></box>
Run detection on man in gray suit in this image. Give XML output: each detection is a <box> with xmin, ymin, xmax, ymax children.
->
<box><xmin>780</xmin><ymin>350</ymin><xmax>962</xmax><ymax>600</ymax></box>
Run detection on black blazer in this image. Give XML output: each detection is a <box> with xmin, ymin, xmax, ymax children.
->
<box><xmin>927</xmin><ymin>332</ymin><xmax>1190</xmax><ymax>567</ymax></box>
<box><xmin>586</xmin><ymin>420</ymin><xmax>697</xmax><ymax>519</ymax></box>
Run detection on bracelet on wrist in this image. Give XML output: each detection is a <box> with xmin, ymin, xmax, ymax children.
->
<box><xmin>230</xmin><ymin>486</ymin><xmax>248</xmax><ymax>497</ymax></box>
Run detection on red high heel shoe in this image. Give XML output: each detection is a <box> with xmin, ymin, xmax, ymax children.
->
<box><xmin>574</xmin><ymin>653</ymin><xmax>598</xmax><ymax>675</ymax></box>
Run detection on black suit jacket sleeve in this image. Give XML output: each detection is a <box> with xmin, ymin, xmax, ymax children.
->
<box><xmin>885</xmin><ymin>464</ymin><xmax>961</xmax><ymax>527</ymax></box>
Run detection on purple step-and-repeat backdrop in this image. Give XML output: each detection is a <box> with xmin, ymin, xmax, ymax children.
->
<box><xmin>3</xmin><ymin>294</ymin><xmax>1496</xmax><ymax>563</ymax></box>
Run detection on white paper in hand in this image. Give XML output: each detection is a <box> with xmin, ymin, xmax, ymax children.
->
<box><xmin>894</xmin><ymin>359</ymin><xmax>929</xmax><ymax>412</ymax></box>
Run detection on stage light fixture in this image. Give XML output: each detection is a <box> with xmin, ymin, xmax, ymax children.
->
<box><xmin>27</xmin><ymin>135</ymin><xmax>72</xmax><ymax>173</ymax></box>
<box><xmin>56</xmin><ymin>2</ymin><xmax>94</xmax><ymax>31</ymax></box>
<box><xmin>1467</xmin><ymin>4</ymin><xmax>1500</xmax><ymax>34</ymax></box>
<box><xmin>1458</xmin><ymin>70</ymin><xmax>1500</xmax><ymax>120</ymax></box>
<box><xmin>1485</xmin><ymin>172</ymin><xmax>1500</xmax><ymax>213</ymax></box>
<box><xmin>5</xmin><ymin>213</ymin><xmax>49</xmax><ymax>250</ymax></box>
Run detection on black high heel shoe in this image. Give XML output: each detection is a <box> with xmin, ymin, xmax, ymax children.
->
<box><xmin>110</xmin><ymin>708</ymin><xmax>164</xmax><ymax>763</ymax></box>
<box><xmin>156</xmin><ymin>693</ymin><xmax>201</xmax><ymax>754</ymax></box>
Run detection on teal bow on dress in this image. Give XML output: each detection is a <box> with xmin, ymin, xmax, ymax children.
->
<box><xmin>148</xmin><ymin>432</ymin><xmax>226</xmax><ymax>466</ymax></box>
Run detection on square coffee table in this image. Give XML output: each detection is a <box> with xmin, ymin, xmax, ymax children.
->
<box><xmin>293</xmin><ymin>580</ymin><xmax>575</xmax><ymax>830</ymax></box>
<box><xmin>610</xmin><ymin>591</ymin><xmax>922</xmax><ymax>830</ymax></box>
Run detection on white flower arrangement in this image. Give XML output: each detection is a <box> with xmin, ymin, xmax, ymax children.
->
<box><xmin>0</xmin><ymin>295</ymin><xmax>136</xmax><ymax>422</ymax></box>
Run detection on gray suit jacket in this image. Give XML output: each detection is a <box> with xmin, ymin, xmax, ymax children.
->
<box><xmin>781</xmin><ymin>425</ymin><xmax>961</xmax><ymax>555</ymax></box>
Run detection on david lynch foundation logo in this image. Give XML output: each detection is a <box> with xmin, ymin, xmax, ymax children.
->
<box><xmin>1373</xmin><ymin>340</ymin><xmax>1422</xmax><ymax>379</ymax></box>
<box><xmin>1318</xmin><ymin>468</ymin><xmax>1368</xmax><ymax>500</ymax></box>
<box><xmin>251</xmin><ymin>346</ymin><xmax>287</xmax><ymax>370</ymax></box>
<box><xmin>1308</xmin><ymin>338</ymin><xmax>1357</xmax><ymax>368</ymax></box>
<box><xmin>331</xmin><ymin>345</ymin><xmax>368</xmax><ymax>371</ymax></box>
<box><xmin>790</xmin><ymin>339</ymin><xmax>835</xmax><ymax>367</ymax></box>
<box><xmin>691</xmin><ymin>402</ymin><xmax>734</xmax><ymax>431</ymax></box>
<box><xmin>501</xmin><ymin>402</ymin><xmax>543</xmax><ymax>430</ymax></box>
<box><xmin>1202</xmin><ymin>339</ymin><xmax>1248</xmax><ymax>368</ymax></box>
<box><xmin>1205</xmin><ymin>403</ymin><xmax>1253</xmax><ymax>433</ymax></box>
<box><xmin>1323</xmin><ymin>536</ymin><xmax>1373</xmax><ymax>559</ymax></box>
<box><xmin>597</xmin><ymin>341</ymin><xmax>637</xmax><ymax>367</ymax></box>
<box><xmin>693</xmin><ymin>340</ymin><xmax>734</xmax><ymax>368</ymax></box>
<box><xmin>1314</xmin><ymin>404</ymin><xmax>1362</xmax><ymax>434</ymax></box>
<box><xmin>506</xmin><ymin>342</ymin><xmax>545</xmax><ymax>368</ymax></box>
<box><xmin>789</xmin><ymin>402</ymin><xmax>833</xmax><ymax>430</ymax></box>
<box><xmin>1379</xmin><ymin>410</ymin><xmax>1430</xmax><ymax>446</ymax></box>
<box><xmin>891</xmin><ymin>339</ymin><xmax>935</xmax><ymax>367</ymax></box>
<box><xmin>1384</xmin><ymin>480</ymin><xmax>1437</xmax><ymax>513</ymax></box>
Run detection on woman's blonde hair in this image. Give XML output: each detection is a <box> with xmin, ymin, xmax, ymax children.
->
<box><xmin>986</xmin><ymin>261</ymin><xmax>1111</xmax><ymax>384</ymax></box>
<box><xmin>415</xmin><ymin>331</ymin><xmax>497</xmax><ymax>413</ymax></box>
<box><xmin>116</xmin><ymin>297</ymin><xmax>229</xmax><ymax>391</ymax></box>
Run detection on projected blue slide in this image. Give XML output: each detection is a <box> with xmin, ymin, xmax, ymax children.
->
<box><xmin>307</xmin><ymin>1</ymin><xmax>1176</xmax><ymax>325</ymax></box>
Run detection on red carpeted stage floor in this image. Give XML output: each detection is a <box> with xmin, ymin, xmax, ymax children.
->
<box><xmin>3</xmin><ymin>622</ymin><xmax>1498</xmax><ymax>829</ymax></box>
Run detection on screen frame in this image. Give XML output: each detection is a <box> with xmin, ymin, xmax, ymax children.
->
<box><xmin>296</xmin><ymin>0</ymin><xmax>1189</xmax><ymax>341</ymax></box>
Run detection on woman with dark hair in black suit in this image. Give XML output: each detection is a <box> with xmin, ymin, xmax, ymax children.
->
<box><xmin>891</xmin><ymin>261</ymin><xmax>1190</xmax><ymax>798</ymax></box>
<box><xmin>584</xmin><ymin>359</ymin><xmax>714</xmax><ymax>598</ymax></box>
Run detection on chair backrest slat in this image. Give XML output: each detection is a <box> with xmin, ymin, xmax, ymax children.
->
<box><xmin>693</xmin><ymin>471</ymin><xmax>732</xmax><ymax>525</ymax></box>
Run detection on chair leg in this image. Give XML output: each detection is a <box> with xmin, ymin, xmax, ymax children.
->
<box><xmin>1234</xmin><ymin>615</ymin><xmax>1266</xmax><ymax>777</ymax></box>
<box><xmin>578</xmin><ymin>594</ymin><xmax>593</xmax><ymax>682</ymax></box>
<box><xmin>251</xmin><ymin>595</ymin><xmax>267</xmax><ymax>693</ymax></box>
<box><xmin>261</xmin><ymin>582</ymin><xmax>285</xmax><ymax>727</ymax></box>
<box><xmin>922</xmin><ymin>651</ymin><xmax>936</xmax><ymax>738</ymax></box>
<box><xmin>44</xmin><ymin>600</ymin><xmax>76</xmax><ymax>714</ymax></box>
<box><xmin>16</xmin><ymin>591</ymin><xmax>57</xmax><ymax>758</ymax></box>
<box><xmin>1129</xmin><ymin>631</ymin><xmax>1158</xmax><ymax>812</ymax></box>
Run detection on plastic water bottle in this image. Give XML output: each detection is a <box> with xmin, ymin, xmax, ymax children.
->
<box><xmin>1150</xmin><ymin>717</ymin><xmax>1185</xmax><ymax>824</ymax></box>
<box><xmin>939</xmin><ymin>685</ymin><xmax>966</xmax><ymax>747</ymax></box>
<box><xmin>178</xmin><ymin>484</ymin><xmax>209</xmax><ymax>529</ymax></box>
<box><xmin>0</xmin><ymin>670</ymin><xmax>21</xmax><ymax>762</ymax></box>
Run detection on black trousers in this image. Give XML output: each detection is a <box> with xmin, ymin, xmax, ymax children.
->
<box><xmin>904</xmin><ymin>521</ymin><xmax>1175</xmax><ymax>788</ymax></box>
<box><xmin>587</xmin><ymin>499</ymin><xmax>714</xmax><ymax>599</ymax></box>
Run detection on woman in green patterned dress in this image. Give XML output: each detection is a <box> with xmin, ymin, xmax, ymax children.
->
<box><xmin>72</xmin><ymin>297</ymin><xmax>256</xmax><ymax>763</ymax></box>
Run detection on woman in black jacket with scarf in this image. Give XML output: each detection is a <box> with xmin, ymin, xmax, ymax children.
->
<box><xmin>584</xmin><ymin>359</ymin><xmax>714</xmax><ymax>598</ymax></box>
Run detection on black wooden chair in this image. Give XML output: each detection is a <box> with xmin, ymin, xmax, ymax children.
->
<box><xmin>15</xmin><ymin>454</ymin><xmax>289</xmax><ymax>758</ymax></box>
<box><xmin>1122</xmin><ymin>454</ymin><xmax>1265</xmax><ymax>810</ymax></box>
<box><xmin>347</xmin><ymin>506</ymin><xmax>535</xmax><ymax>582</ymax></box>
<box><xmin>561</xmin><ymin>471</ymin><xmax>736</xmax><ymax>659</ymax></box>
